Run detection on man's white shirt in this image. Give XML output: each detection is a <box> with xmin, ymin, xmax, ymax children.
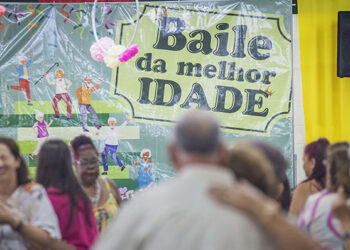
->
<box><xmin>93</xmin><ymin>165</ymin><xmax>276</xmax><ymax>250</ymax></box>
<box><xmin>46</xmin><ymin>76</ymin><xmax>72</xmax><ymax>94</ymax></box>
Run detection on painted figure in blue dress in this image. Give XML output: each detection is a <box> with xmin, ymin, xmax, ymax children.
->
<box><xmin>133</xmin><ymin>149</ymin><xmax>153</xmax><ymax>188</ymax></box>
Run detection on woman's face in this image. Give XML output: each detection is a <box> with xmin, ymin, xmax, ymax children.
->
<box><xmin>143</xmin><ymin>151</ymin><xmax>150</xmax><ymax>160</ymax></box>
<box><xmin>303</xmin><ymin>153</ymin><xmax>315</xmax><ymax>178</ymax></box>
<box><xmin>75</xmin><ymin>148</ymin><xmax>99</xmax><ymax>186</ymax></box>
<box><xmin>0</xmin><ymin>143</ymin><xmax>20</xmax><ymax>183</ymax></box>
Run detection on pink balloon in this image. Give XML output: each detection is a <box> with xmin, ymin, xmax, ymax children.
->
<box><xmin>0</xmin><ymin>5</ymin><xmax>5</xmax><ymax>18</ymax></box>
<box><xmin>90</xmin><ymin>36</ymin><xmax>114</xmax><ymax>62</ymax></box>
<box><xmin>118</xmin><ymin>44</ymin><xmax>139</xmax><ymax>62</ymax></box>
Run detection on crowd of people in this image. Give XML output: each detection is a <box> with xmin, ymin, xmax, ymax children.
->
<box><xmin>0</xmin><ymin>110</ymin><xmax>349</xmax><ymax>250</ymax></box>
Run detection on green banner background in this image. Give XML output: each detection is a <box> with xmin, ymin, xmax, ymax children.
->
<box><xmin>0</xmin><ymin>1</ymin><xmax>293</xmax><ymax>191</ymax></box>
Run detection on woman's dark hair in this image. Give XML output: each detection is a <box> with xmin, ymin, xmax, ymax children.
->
<box><xmin>304</xmin><ymin>138</ymin><xmax>330</xmax><ymax>189</ymax></box>
<box><xmin>327</xmin><ymin>142</ymin><xmax>350</xmax><ymax>197</ymax></box>
<box><xmin>36</xmin><ymin>139</ymin><xmax>92</xmax><ymax>229</ymax></box>
<box><xmin>71</xmin><ymin>135</ymin><xmax>97</xmax><ymax>160</ymax></box>
<box><xmin>252</xmin><ymin>140</ymin><xmax>291</xmax><ymax>211</ymax></box>
<box><xmin>0</xmin><ymin>137</ymin><xmax>30</xmax><ymax>185</ymax></box>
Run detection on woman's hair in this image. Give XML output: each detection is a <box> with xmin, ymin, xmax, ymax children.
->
<box><xmin>225</xmin><ymin>141</ymin><xmax>278</xmax><ymax>198</ymax></box>
<box><xmin>36</xmin><ymin>139</ymin><xmax>92</xmax><ymax>229</ymax></box>
<box><xmin>0</xmin><ymin>137</ymin><xmax>30</xmax><ymax>185</ymax></box>
<box><xmin>252</xmin><ymin>140</ymin><xmax>291</xmax><ymax>211</ymax></box>
<box><xmin>70</xmin><ymin>135</ymin><xmax>98</xmax><ymax>160</ymax></box>
<box><xmin>304</xmin><ymin>138</ymin><xmax>330</xmax><ymax>188</ymax></box>
<box><xmin>327</xmin><ymin>142</ymin><xmax>350</xmax><ymax>197</ymax></box>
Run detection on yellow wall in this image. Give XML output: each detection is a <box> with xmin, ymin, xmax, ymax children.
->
<box><xmin>299</xmin><ymin>0</ymin><xmax>350</xmax><ymax>143</ymax></box>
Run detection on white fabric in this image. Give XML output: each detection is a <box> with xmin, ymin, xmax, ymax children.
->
<box><xmin>93</xmin><ymin>165</ymin><xmax>276</xmax><ymax>250</ymax></box>
<box><xmin>45</xmin><ymin>76</ymin><xmax>72</xmax><ymax>94</ymax></box>
<box><xmin>0</xmin><ymin>183</ymin><xmax>61</xmax><ymax>250</ymax></box>
<box><xmin>100</xmin><ymin>121</ymin><xmax>127</xmax><ymax>146</ymax></box>
<box><xmin>298</xmin><ymin>191</ymin><xmax>345</xmax><ymax>250</ymax></box>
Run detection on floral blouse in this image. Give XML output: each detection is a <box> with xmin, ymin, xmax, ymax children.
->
<box><xmin>0</xmin><ymin>182</ymin><xmax>61</xmax><ymax>250</ymax></box>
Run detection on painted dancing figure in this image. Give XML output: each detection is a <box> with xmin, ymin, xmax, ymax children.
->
<box><xmin>76</xmin><ymin>77</ymin><xmax>102</xmax><ymax>132</ymax></box>
<box><xmin>45</xmin><ymin>68</ymin><xmax>72</xmax><ymax>120</ymax></box>
<box><xmin>133</xmin><ymin>149</ymin><xmax>153</xmax><ymax>188</ymax></box>
<box><xmin>9</xmin><ymin>52</ymin><xmax>33</xmax><ymax>105</ymax></box>
<box><xmin>97</xmin><ymin>117</ymin><xmax>131</xmax><ymax>174</ymax></box>
<box><xmin>29</xmin><ymin>110</ymin><xmax>53</xmax><ymax>160</ymax></box>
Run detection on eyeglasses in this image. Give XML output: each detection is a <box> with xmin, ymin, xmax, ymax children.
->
<box><xmin>76</xmin><ymin>159</ymin><xmax>99</xmax><ymax>167</ymax></box>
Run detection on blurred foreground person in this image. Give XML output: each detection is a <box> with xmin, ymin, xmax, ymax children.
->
<box><xmin>290</xmin><ymin>138</ymin><xmax>330</xmax><ymax>215</ymax></box>
<box><xmin>210</xmin><ymin>181</ymin><xmax>320</xmax><ymax>250</ymax></box>
<box><xmin>299</xmin><ymin>142</ymin><xmax>350</xmax><ymax>250</ymax></box>
<box><xmin>94</xmin><ymin>110</ymin><xmax>276</xmax><ymax>250</ymax></box>
<box><xmin>36</xmin><ymin>139</ymin><xmax>98</xmax><ymax>249</ymax></box>
<box><xmin>252</xmin><ymin>141</ymin><xmax>292</xmax><ymax>211</ymax></box>
<box><xmin>71</xmin><ymin>135</ymin><xmax>121</xmax><ymax>233</ymax></box>
<box><xmin>224</xmin><ymin>140</ymin><xmax>279</xmax><ymax>198</ymax></box>
<box><xmin>0</xmin><ymin>137</ymin><xmax>62</xmax><ymax>250</ymax></box>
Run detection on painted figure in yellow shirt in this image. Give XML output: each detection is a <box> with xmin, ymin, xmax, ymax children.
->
<box><xmin>76</xmin><ymin>77</ymin><xmax>102</xmax><ymax>132</ymax></box>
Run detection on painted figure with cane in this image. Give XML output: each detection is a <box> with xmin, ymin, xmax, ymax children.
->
<box><xmin>44</xmin><ymin>68</ymin><xmax>73</xmax><ymax>120</ymax></box>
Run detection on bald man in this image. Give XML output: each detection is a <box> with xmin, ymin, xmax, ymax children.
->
<box><xmin>93</xmin><ymin>110</ymin><xmax>276</xmax><ymax>250</ymax></box>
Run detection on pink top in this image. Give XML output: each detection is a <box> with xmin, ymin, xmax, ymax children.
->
<box><xmin>47</xmin><ymin>187</ymin><xmax>98</xmax><ymax>250</ymax></box>
<box><xmin>37</xmin><ymin>120</ymin><xmax>49</xmax><ymax>138</ymax></box>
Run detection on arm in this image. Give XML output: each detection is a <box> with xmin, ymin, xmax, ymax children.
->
<box><xmin>91</xmin><ymin>83</ymin><xmax>101</xmax><ymax>92</ymax></box>
<box><xmin>209</xmin><ymin>181</ymin><xmax>321</xmax><ymax>250</ymax></box>
<box><xmin>15</xmin><ymin>64</ymin><xmax>21</xmax><ymax>73</ymax></box>
<box><xmin>27</xmin><ymin>52</ymin><xmax>33</xmax><ymax>67</ymax></box>
<box><xmin>332</xmin><ymin>186</ymin><xmax>350</xmax><ymax>250</ymax></box>
<box><xmin>65</xmin><ymin>79</ymin><xmax>72</xmax><ymax>90</ymax></box>
<box><xmin>32</xmin><ymin>122</ymin><xmax>38</xmax><ymax>135</ymax></box>
<box><xmin>45</xmin><ymin>120</ymin><xmax>53</xmax><ymax>127</ymax></box>
<box><xmin>92</xmin><ymin>78</ymin><xmax>102</xmax><ymax>92</ymax></box>
<box><xmin>289</xmin><ymin>183</ymin><xmax>309</xmax><ymax>216</ymax></box>
<box><xmin>45</xmin><ymin>73</ymin><xmax>56</xmax><ymax>85</ymax></box>
<box><xmin>76</xmin><ymin>87</ymin><xmax>82</xmax><ymax>99</ymax></box>
<box><xmin>118</xmin><ymin>119</ymin><xmax>131</xmax><ymax>132</ymax></box>
<box><xmin>133</xmin><ymin>159</ymin><xmax>142</xmax><ymax>172</ymax></box>
<box><xmin>0</xmin><ymin>202</ymin><xmax>73</xmax><ymax>250</ymax></box>
<box><xmin>106</xmin><ymin>178</ymin><xmax>122</xmax><ymax>206</ymax></box>
<box><xmin>144</xmin><ymin>160</ymin><xmax>152</xmax><ymax>172</ymax></box>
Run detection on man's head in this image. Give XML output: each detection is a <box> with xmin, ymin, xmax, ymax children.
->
<box><xmin>55</xmin><ymin>69</ymin><xmax>64</xmax><ymax>79</ymax></box>
<box><xmin>18</xmin><ymin>56</ymin><xmax>27</xmax><ymax>66</ymax></box>
<box><xmin>84</xmin><ymin>77</ymin><xmax>93</xmax><ymax>89</ymax></box>
<box><xmin>108</xmin><ymin>117</ymin><xmax>117</xmax><ymax>128</ymax></box>
<box><xmin>168</xmin><ymin>110</ymin><xmax>224</xmax><ymax>170</ymax></box>
<box><xmin>35</xmin><ymin>110</ymin><xmax>44</xmax><ymax>122</ymax></box>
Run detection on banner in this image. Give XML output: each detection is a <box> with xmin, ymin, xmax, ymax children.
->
<box><xmin>0</xmin><ymin>1</ymin><xmax>293</xmax><ymax>191</ymax></box>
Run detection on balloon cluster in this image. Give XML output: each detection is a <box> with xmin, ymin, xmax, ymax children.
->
<box><xmin>90</xmin><ymin>37</ymin><xmax>138</xmax><ymax>68</ymax></box>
